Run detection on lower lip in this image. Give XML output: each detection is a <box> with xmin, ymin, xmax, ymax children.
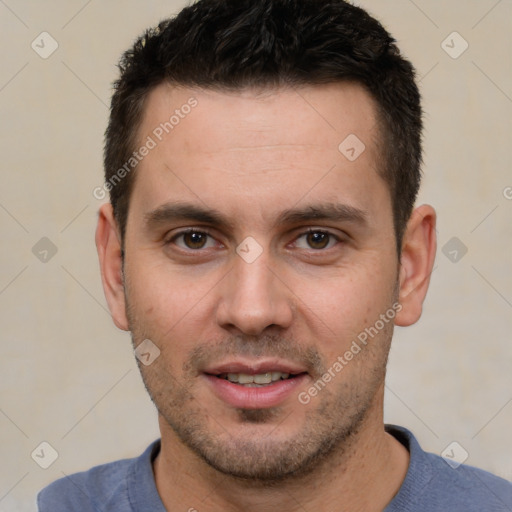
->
<box><xmin>204</xmin><ymin>374</ymin><xmax>308</xmax><ymax>409</ymax></box>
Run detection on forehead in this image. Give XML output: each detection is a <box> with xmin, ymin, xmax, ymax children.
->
<box><xmin>139</xmin><ymin>81</ymin><xmax>379</xmax><ymax>151</ymax></box>
<box><xmin>129</xmin><ymin>82</ymin><xmax>389</xmax><ymax>230</ymax></box>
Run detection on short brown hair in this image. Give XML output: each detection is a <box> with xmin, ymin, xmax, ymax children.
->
<box><xmin>104</xmin><ymin>0</ymin><xmax>422</xmax><ymax>251</ymax></box>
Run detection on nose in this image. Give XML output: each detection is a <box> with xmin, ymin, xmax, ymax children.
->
<box><xmin>215</xmin><ymin>249</ymin><xmax>294</xmax><ymax>336</ymax></box>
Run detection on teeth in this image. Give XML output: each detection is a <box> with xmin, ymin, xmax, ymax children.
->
<box><xmin>238</xmin><ymin>373</ymin><xmax>254</xmax><ymax>384</ymax></box>
<box><xmin>224</xmin><ymin>372</ymin><xmax>291</xmax><ymax>384</ymax></box>
<box><xmin>254</xmin><ymin>373</ymin><xmax>272</xmax><ymax>384</ymax></box>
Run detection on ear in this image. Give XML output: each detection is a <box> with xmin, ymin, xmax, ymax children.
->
<box><xmin>395</xmin><ymin>204</ymin><xmax>437</xmax><ymax>327</ymax></box>
<box><xmin>95</xmin><ymin>203</ymin><xmax>129</xmax><ymax>331</ymax></box>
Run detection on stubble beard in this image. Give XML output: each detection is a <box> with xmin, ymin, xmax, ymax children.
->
<box><xmin>130</xmin><ymin>341</ymin><xmax>391</xmax><ymax>483</ymax></box>
<box><xmin>124</xmin><ymin>288</ymin><xmax>394</xmax><ymax>484</ymax></box>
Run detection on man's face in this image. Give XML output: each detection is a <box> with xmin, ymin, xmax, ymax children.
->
<box><xmin>122</xmin><ymin>82</ymin><xmax>399</xmax><ymax>480</ymax></box>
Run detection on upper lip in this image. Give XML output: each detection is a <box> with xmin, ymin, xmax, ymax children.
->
<box><xmin>203</xmin><ymin>359</ymin><xmax>308</xmax><ymax>376</ymax></box>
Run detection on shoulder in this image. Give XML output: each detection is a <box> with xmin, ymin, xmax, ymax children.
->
<box><xmin>424</xmin><ymin>449</ymin><xmax>512</xmax><ymax>510</ymax></box>
<box><xmin>37</xmin><ymin>440</ymin><xmax>160</xmax><ymax>512</ymax></box>
<box><xmin>386</xmin><ymin>425</ymin><xmax>512</xmax><ymax>511</ymax></box>
<box><xmin>37</xmin><ymin>459</ymin><xmax>132</xmax><ymax>511</ymax></box>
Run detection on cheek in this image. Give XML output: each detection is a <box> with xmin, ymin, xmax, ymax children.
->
<box><xmin>124</xmin><ymin>258</ymin><xmax>218</xmax><ymax>345</ymax></box>
<box><xmin>128</xmin><ymin>269</ymin><xmax>174</xmax><ymax>322</ymax></box>
<box><xmin>291</xmin><ymin>259</ymin><xmax>396</xmax><ymax>352</ymax></box>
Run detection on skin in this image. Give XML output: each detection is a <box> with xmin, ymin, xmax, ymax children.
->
<box><xmin>96</xmin><ymin>82</ymin><xmax>436</xmax><ymax>511</ymax></box>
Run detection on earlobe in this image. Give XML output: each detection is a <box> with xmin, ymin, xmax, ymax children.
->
<box><xmin>395</xmin><ymin>204</ymin><xmax>437</xmax><ymax>327</ymax></box>
<box><xmin>95</xmin><ymin>203</ymin><xmax>130</xmax><ymax>331</ymax></box>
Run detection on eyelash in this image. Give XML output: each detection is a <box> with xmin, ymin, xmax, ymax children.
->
<box><xmin>166</xmin><ymin>228</ymin><xmax>342</xmax><ymax>252</ymax></box>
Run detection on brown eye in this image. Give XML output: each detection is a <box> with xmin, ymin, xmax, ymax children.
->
<box><xmin>294</xmin><ymin>230</ymin><xmax>339</xmax><ymax>250</ymax></box>
<box><xmin>306</xmin><ymin>231</ymin><xmax>330</xmax><ymax>249</ymax></box>
<box><xmin>169</xmin><ymin>230</ymin><xmax>216</xmax><ymax>250</ymax></box>
<box><xmin>183</xmin><ymin>232</ymin><xmax>208</xmax><ymax>249</ymax></box>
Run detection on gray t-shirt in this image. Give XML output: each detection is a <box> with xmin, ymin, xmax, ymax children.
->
<box><xmin>37</xmin><ymin>425</ymin><xmax>512</xmax><ymax>511</ymax></box>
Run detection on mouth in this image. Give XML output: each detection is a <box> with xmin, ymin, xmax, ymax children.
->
<box><xmin>202</xmin><ymin>360</ymin><xmax>309</xmax><ymax>409</ymax></box>
<box><xmin>212</xmin><ymin>371</ymin><xmax>302</xmax><ymax>387</ymax></box>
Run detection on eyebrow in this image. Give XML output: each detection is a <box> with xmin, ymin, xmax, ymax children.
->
<box><xmin>144</xmin><ymin>201</ymin><xmax>368</xmax><ymax>232</ymax></box>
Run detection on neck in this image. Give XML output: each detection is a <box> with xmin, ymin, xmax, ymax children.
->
<box><xmin>153</xmin><ymin>411</ymin><xmax>409</xmax><ymax>511</ymax></box>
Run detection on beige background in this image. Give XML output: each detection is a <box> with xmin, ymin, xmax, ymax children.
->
<box><xmin>1</xmin><ymin>0</ymin><xmax>511</xmax><ymax>510</ymax></box>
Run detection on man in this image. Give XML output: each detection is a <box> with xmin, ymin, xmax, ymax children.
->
<box><xmin>38</xmin><ymin>0</ymin><xmax>512</xmax><ymax>510</ymax></box>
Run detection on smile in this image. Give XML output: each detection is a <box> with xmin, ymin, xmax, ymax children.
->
<box><xmin>217</xmin><ymin>371</ymin><xmax>293</xmax><ymax>386</ymax></box>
